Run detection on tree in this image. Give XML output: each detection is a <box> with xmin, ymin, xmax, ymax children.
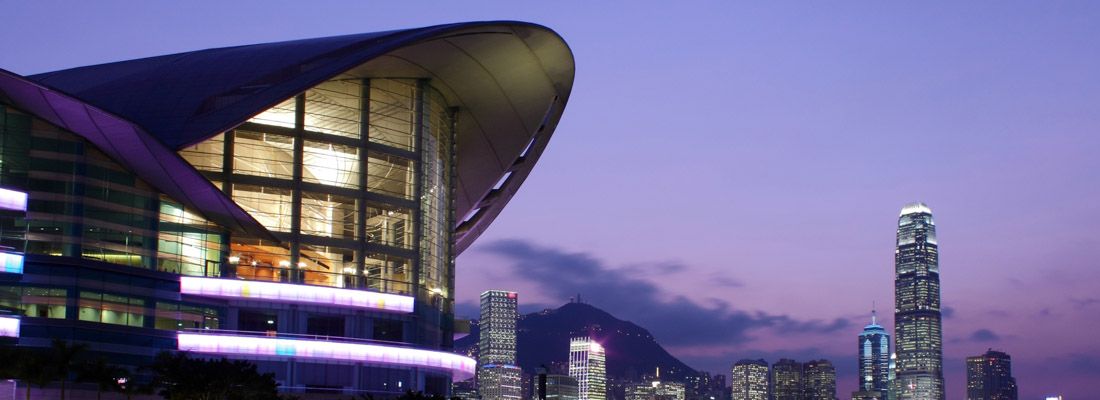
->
<box><xmin>47</xmin><ymin>339</ymin><xmax>88</xmax><ymax>400</ymax></box>
<box><xmin>10</xmin><ymin>348</ymin><xmax>52</xmax><ymax>400</ymax></box>
<box><xmin>148</xmin><ymin>351</ymin><xmax>280</xmax><ymax>400</ymax></box>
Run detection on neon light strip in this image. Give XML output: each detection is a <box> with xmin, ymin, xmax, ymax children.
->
<box><xmin>0</xmin><ymin>316</ymin><xmax>19</xmax><ymax>337</ymax></box>
<box><xmin>180</xmin><ymin>277</ymin><xmax>414</xmax><ymax>313</ymax></box>
<box><xmin>0</xmin><ymin>252</ymin><xmax>23</xmax><ymax>274</ymax></box>
<box><xmin>0</xmin><ymin>188</ymin><xmax>27</xmax><ymax>212</ymax></box>
<box><xmin>178</xmin><ymin>333</ymin><xmax>475</xmax><ymax>380</ymax></box>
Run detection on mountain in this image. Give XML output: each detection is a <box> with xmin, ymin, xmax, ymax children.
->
<box><xmin>455</xmin><ymin>302</ymin><xmax>698</xmax><ymax>381</ymax></box>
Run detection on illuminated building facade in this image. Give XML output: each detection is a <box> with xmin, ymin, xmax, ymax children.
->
<box><xmin>966</xmin><ymin>350</ymin><xmax>1017</xmax><ymax>400</ymax></box>
<box><xmin>478</xmin><ymin>289</ymin><xmax>520</xmax><ymax>400</ymax></box>
<box><xmin>855</xmin><ymin>310</ymin><xmax>891</xmax><ymax>400</ymax></box>
<box><xmin>569</xmin><ymin>337</ymin><xmax>607</xmax><ymax>400</ymax></box>
<box><xmin>0</xmin><ymin>21</ymin><xmax>573</xmax><ymax>397</ymax></box>
<box><xmin>771</xmin><ymin>359</ymin><xmax>802</xmax><ymax>400</ymax></box>
<box><xmin>626</xmin><ymin>380</ymin><xmax>686</xmax><ymax>400</ymax></box>
<box><xmin>731</xmin><ymin>359</ymin><xmax>769</xmax><ymax>400</ymax></box>
<box><xmin>479</xmin><ymin>364</ymin><xmax>524</xmax><ymax>400</ymax></box>
<box><xmin>893</xmin><ymin>203</ymin><xmax>945</xmax><ymax>400</ymax></box>
<box><xmin>802</xmin><ymin>359</ymin><xmax>836</xmax><ymax>400</ymax></box>
<box><xmin>479</xmin><ymin>290</ymin><xmax>518</xmax><ymax>364</ymax></box>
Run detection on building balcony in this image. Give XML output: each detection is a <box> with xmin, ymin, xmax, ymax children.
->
<box><xmin>177</xmin><ymin>330</ymin><xmax>475</xmax><ymax>380</ymax></box>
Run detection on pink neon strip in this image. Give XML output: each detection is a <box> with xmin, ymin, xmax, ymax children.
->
<box><xmin>0</xmin><ymin>188</ymin><xmax>27</xmax><ymax>212</ymax></box>
<box><xmin>177</xmin><ymin>333</ymin><xmax>475</xmax><ymax>380</ymax></box>
<box><xmin>0</xmin><ymin>316</ymin><xmax>19</xmax><ymax>337</ymax></box>
<box><xmin>179</xmin><ymin>277</ymin><xmax>414</xmax><ymax>313</ymax></box>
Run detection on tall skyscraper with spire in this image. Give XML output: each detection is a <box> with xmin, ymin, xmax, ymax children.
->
<box><xmin>852</xmin><ymin>308</ymin><xmax>891</xmax><ymax>400</ymax></box>
<box><xmin>893</xmin><ymin>203</ymin><xmax>945</xmax><ymax>400</ymax></box>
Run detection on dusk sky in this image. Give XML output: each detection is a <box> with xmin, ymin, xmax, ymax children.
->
<box><xmin>4</xmin><ymin>2</ymin><xmax>1099</xmax><ymax>399</ymax></box>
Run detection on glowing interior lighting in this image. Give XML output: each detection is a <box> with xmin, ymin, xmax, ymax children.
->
<box><xmin>0</xmin><ymin>252</ymin><xmax>23</xmax><ymax>274</ymax></box>
<box><xmin>0</xmin><ymin>188</ymin><xmax>27</xmax><ymax>212</ymax></box>
<box><xmin>228</xmin><ymin>256</ymin><xmax>241</xmax><ymax>264</ymax></box>
<box><xmin>0</xmin><ymin>316</ymin><xmax>19</xmax><ymax>337</ymax></box>
<box><xmin>180</xmin><ymin>276</ymin><xmax>414</xmax><ymax>312</ymax></box>
<box><xmin>178</xmin><ymin>333</ymin><xmax>475</xmax><ymax>380</ymax></box>
<box><xmin>278</xmin><ymin>260</ymin><xmax>291</xmax><ymax>267</ymax></box>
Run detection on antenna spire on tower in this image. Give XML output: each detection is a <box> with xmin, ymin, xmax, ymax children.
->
<box><xmin>872</xmin><ymin>301</ymin><xmax>877</xmax><ymax>325</ymax></box>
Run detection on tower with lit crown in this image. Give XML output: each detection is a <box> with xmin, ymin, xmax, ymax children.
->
<box><xmin>893</xmin><ymin>203</ymin><xmax>945</xmax><ymax>400</ymax></box>
<box><xmin>853</xmin><ymin>308</ymin><xmax>891</xmax><ymax>400</ymax></box>
<box><xmin>569</xmin><ymin>337</ymin><xmax>607</xmax><ymax>400</ymax></box>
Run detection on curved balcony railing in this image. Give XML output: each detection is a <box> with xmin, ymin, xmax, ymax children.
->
<box><xmin>177</xmin><ymin>330</ymin><xmax>475</xmax><ymax>380</ymax></box>
<box><xmin>179</xmin><ymin>276</ymin><xmax>414</xmax><ymax>313</ymax></box>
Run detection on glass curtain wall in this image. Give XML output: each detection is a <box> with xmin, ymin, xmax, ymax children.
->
<box><xmin>179</xmin><ymin>78</ymin><xmax>455</xmax><ymax>300</ymax></box>
<box><xmin>0</xmin><ymin>106</ymin><xmax>163</xmax><ymax>268</ymax></box>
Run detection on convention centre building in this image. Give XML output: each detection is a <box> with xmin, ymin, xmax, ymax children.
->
<box><xmin>0</xmin><ymin>21</ymin><xmax>573</xmax><ymax>396</ymax></box>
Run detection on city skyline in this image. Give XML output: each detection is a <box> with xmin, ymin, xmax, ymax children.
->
<box><xmin>3</xmin><ymin>2</ymin><xmax>1099</xmax><ymax>399</ymax></box>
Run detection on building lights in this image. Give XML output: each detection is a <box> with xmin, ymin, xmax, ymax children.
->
<box><xmin>0</xmin><ymin>252</ymin><xmax>23</xmax><ymax>274</ymax></box>
<box><xmin>0</xmin><ymin>316</ymin><xmax>19</xmax><ymax>337</ymax></box>
<box><xmin>0</xmin><ymin>188</ymin><xmax>27</xmax><ymax>212</ymax></box>
<box><xmin>177</xmin><ymin>333</ymin><xmax>475</xmax><ymax>380</ymax></box>
<box><xmin>179</xmin><ymin>276</ymin><xmax>414</xmax><ymax>312</ymax></box>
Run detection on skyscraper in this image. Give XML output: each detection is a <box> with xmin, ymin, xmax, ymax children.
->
<box><xmin>893</xmin><ymin>203</ymin><xmax>945</xmax><ymax>400</ymax></box>
<box><xmin>479</xmin><ymin>290</ymin><xmax>522</xmax><ymax>400</ymax></box>
<box><xmin>966</xmin><ymin>350</ymin><xmax>1017</xmax><ymax>400</ymax></box>
<box><xmin>802</xmin><ymin>360</ymin><xmax>836</xmax><ymax>400</ymax></box>
<box><xmin>731</xmin><ymin>359</ymin><xmax>769</xmax><ymax>400</ymax></box>
<box><xmin>570</xmin><ymin>337</ymin><xmax>607</xmax><ymax>400</ymax></box>
<box><xmin>771</xmin><ymin>359</ymin><xmax>802</xmax><ymax>400</ymax></box>
<box><xmin>854</xmin><ymin>309</ymin><xmax>891</xmax><ymax>400</ymax></box>
<box><xmin>480</xmin><ymin>290</ymin><xmax>519</xmax><ymax>365</ymax></box>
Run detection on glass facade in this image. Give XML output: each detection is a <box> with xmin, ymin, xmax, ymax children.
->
<box><xmin>1</xmin><ymin>75</ymin><xmax>457</xmax><ymax>329</ymax></box>
<box><xmin>893</xmin><ymin>203</ymin><xmax>945</xmax><ymax>400</ymax></box>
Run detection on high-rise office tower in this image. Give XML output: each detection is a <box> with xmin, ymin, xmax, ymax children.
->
<box><xmin>479</xmin><ymin>290</ymin><xmax>519</xmax><ymax>364</ymax></box>
<box><xmin>569</xmin><ymin>337</ymin><xmax>607</xmax><ymax>400</ymax></box>
<box><xmin>966</xmin><ymin>350</ymin><xmax>1017</xmax><ymax>400</ymax></box>
<box><xmin>803</xmin><ymin>360</ymin><xmax>836</xmax><ymax>400</ymax></box>
<box><xmin>478</xmin><ymin>290</ymin><xmax>521</xmax><ymax>400</ymax></box>
<box><xmin>731</xmin><ymin>359</ymin><xmax>769</xmax><ymax>400</ymax></box>
<box><xmin>854</xmin><ymin>309</ymin><xmax>891</xmax><ymax>400</ymax></box>
<box><xmin>771</xmin><ymin>359</ymin><xmax>802</xmax><ymax>400</ymax></box>
<box><xmin>893</xmin><ymin>203</ymin><xmax>945</xmax><ymax>400</ymax></box>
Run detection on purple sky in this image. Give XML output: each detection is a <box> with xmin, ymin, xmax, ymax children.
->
<box><xmin>5</xmin><ymin>2</ymin><xmax>1099</xmax><ymax>398</ymax></box>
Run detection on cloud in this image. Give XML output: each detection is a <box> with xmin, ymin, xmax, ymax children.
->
<box><xmin>941</xmin><ymin>306</ymin><xmax>956</xmax><ymax>319</ymax></box>
<box><xmin>479</xmin><ymin>239</ymin><xmax>852</xmax><ymax>346</ymax></box>
<box><xmin>969</xmin><ymin>328</ymin><xmax>1000</xmax><ymax>342</ymax></box>
<box><xmin>709</xmin><ymin>274</ymin><xmax>744</xmax><ymax>288</ymax></box>
<box><xmin>1070</xmin><ymin>297</ymin><xmax>1100</xmax><ymax>309</ymax></box>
